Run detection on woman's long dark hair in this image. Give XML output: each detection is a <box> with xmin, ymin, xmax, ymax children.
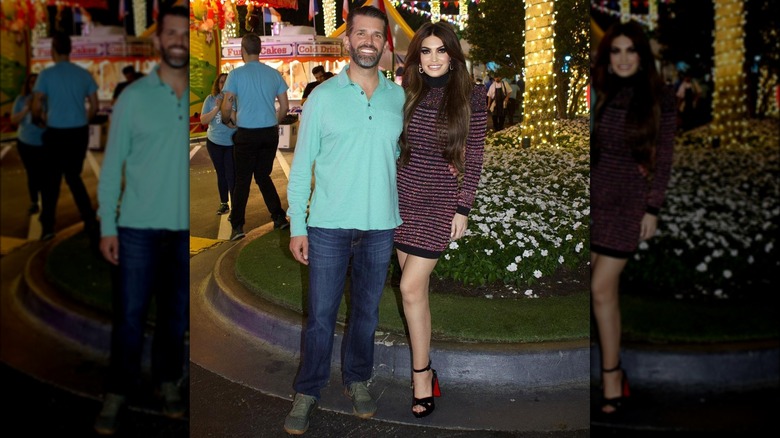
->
<box><xmin>592</xmin><ymin>20</ymin><xmax>664</xmax><ymax>174</ymax></box>
<box><xmin>400</xmin><ymin>21</ymin><xmax>472</xmax><ymax>174</ymax></box>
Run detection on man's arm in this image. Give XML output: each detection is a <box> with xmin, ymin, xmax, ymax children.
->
<box><xmin>31</xmin><ymin>92</ymin><xmax>46</xmax><ymax>125</ymax></box>
<box><xmin>86</xmin><ymin>91</ymin><xmax>98</xmax><ymax>123</ymax></box>
<box><xmin>276</xmin><ymin>92</ymin><xmax>289</xmax><ymax>124</ymax></box>
<box><xmin>221</xmin><ymin>91</ymin><xmax>235</xmax><ymax>117</ymax></box>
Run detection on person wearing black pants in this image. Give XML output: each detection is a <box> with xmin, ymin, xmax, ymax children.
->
<box><xmin>221</xmin><ymin>33</ymin><xmax>290</xmax><ymax>240</ymax></box>
<box><xmin>32</xmin><ymin>31</ymin><xmax>99</xmax><ymax>242</ymax></box>
<box><xmin>229</xmin><ymin>126</ymin><xmax>285</xmax><ymax>237</ymax></box>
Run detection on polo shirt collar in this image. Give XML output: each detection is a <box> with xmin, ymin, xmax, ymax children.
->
<box><xmin>337</xmin><ymin>65</ymin><xmax>392</xmax><ymax>90</ymax></box>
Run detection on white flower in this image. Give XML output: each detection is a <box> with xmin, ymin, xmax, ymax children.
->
<box><xmin>541</xmin><ymin>249</ymin><xmax>548</xmax><ymax>256</ymax></box>
<box><xmin>696</xmin><ymin>263</ymin><xmax>707</xmax><ymax>272</ymax></box>
<box><xmin>575</xmin><ymin>242</ymin><xmax>583</xmax><ymax>253</ymax></box>
<box><xmin>723</xmin><ymin>270</ymin><xmax>732</xmax><ymax>279</ymax></box>
<box><xmin>484</xmin><ymin>249</ymin><xmax>493</xmax><ymax>256</ymax></box>
<box><xmin>565</xmin><ymin>234</ymin><xmax>573</xmax><ymax>241</ymax></box>
<box><xmin>515</xmin><ymin>255</ymin><xmax>522</xmax><ymax>263</ymax></box>
<box><xmin>506</xmin><ymin>263</ymin><xmax>518</xmax><ymax>272</ymax></box>
<box><xmin>558</xmin><ymin>255</ymin><xmax>564</xmax><ymax>264</ymax></box>
<box><xmin>444</xmin><ymin>254</ymin><xmax>451</xmax><ymax>260</ymax></box>
<box><xmin>524</xmin><ymin>289</ymin><xmax>533</xmax><ymax>296</ymax></box>
<box><xmin>449</xmin><ymin>241</ymin><xmax>459</xmax><ymax>250</ymax></box>
<box><xmin>638</xmin><ymin>241</ymin><xmax>649</xmax><ymax>250</ymax></box>
<box><xmin>533</xmin><ymin>270</ymin><xmax>542</xmax><ymax>278</ymax></box>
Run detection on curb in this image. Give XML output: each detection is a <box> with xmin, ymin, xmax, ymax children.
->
<box><xmin>590</xmin><ymin>341</ymin><xmax>780</xmax><ymax>391</ymax></box>
<box><xmin>206</xmin><ymin>229</ymin><xmax>591</xmax><ymax>389</ymax></box>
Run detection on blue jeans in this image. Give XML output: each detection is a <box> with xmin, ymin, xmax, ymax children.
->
<box><xmin>293</xmin><ymin>227</ymin><xmax>394</xmax><ymax>399</ymax></box>
<box><xmin>206</xmin><ymin>139</ymin><xmax>235</xmax><ymax>204</ymax></box>
<box><xmin>107</xmin><ymin>227</ymin><xmax>189</xmax><ymax>395</ymax></box>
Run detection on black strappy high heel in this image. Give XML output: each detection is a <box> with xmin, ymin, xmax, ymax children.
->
<box><xmin>601</xmin><ymin>361</ymin><xmax>630</xmax><ymax>414</ymax></box>
<box><xmin>411</xmin><ymin>360</ymin><xmax>441</xmax><ymax>418</ymax></box>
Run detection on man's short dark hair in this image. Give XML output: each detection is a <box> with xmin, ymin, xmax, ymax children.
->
<box><xmin>51</xmin><ymin>31</ymin><xmax>71</xmax><ymax>55</ymax></box>
<box><xmin>312</xmin><ymin>65</ymin><xmax>325</xmax><ymax>75</ymax></box>
<box><xmin>346</xmin><ymin>6</ymin><xmax>389</xmax><ymax>39</ymax></box>
<box><xmin>156</xmin><ymin>5</ymin><xmax>188</xmax><ymax>35</ymax></box>
<box><xmin>122</xmin><ymin>65</ymin><xmax>136</xmax><ymax>75</ymax></box>
<box><xmin>242</xmin><ymin>33</ymin><xmax>262</xmax><ymax>56</ymax></box>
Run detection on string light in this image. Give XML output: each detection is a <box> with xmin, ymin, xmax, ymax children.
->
<box><xmin>390</xmin><ymin>1</ymin><xmax>479</xmax><ymax>28</ymax></box>
<box><xmin>521</xmin><ymin>0</ymin><xmax>556</xmax><ymax>146</ymax></box>
<box><xmin>323</xmin><ymin>0</ymin><xmax>336</xmax><ymax>37</ymax></box>
<box><xmin>590</xmin><ymin>0</ymin><xmax>667</xmax><ymax>29</ymax></box>
<box><xmin>567</xmin><ymin>67</ymin><xmax>589</xmax><ymax>116</ymax></box>
<box><xmin>133</xmin><ymin>0</ymin><xmax>146</xmax><ymax>36</ymax></box>
<box><xmin>431</xmin><ymin>1</ymin><xmax>440</xmax><ymax>23</ymax></box>
<box><xmin>711</xmin><ymin>0</ymin><xmax>747</xmax><ymax>147</ymax></box>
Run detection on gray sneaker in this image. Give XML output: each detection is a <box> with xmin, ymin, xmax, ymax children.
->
<box><xmin>284</xmin><ymin>393</ymin><xmax>317</xmax><ymax>435</ymax></box>
<box><xmin>229</xmin><ymin>225</ymin><xmax>245</xmax><ymax>241</ymax></box>
<box><xmin>344</xmin><ymin>381</ymin><xmax>377</xmax><ymax>418</ymax></box>
<box><xmin>94</xmin><ymin>393</ymin><xmax>126</xmax><ymax>435</ymax></box>
<box><xmin>159</xmin><ymin>381</ymin><xmax>186</xmax><ymax>418</ymax></box>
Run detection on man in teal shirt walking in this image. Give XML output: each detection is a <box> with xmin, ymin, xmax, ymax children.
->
<box><xmin>284</xmin><ymin>6</ymin><xmax>405</xmax><ymax>435</ymax></box>
<box><xmin>94</xmin><ymin>6</ymin><xmax>189</xmax><ymax>435</ymax></box>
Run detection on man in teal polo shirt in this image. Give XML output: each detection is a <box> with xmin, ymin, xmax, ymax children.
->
<box><xmin>221</xmin><ymin>32</ymin><xmax>290</xmax><ymax>241</ymax></box>
<box><xmin>32</xmin><ymin>31</ymin><xmax>99</xmax><ymax>241</ymax></box>
<box><xmin>284</xmin><ymin>6</ymin><xmax>404</xmax><ymax>435</ymax></box>
<box><xmin>93</xmin><ymin>6</ymin><xmax>189</xmax><ymax>435</ymax></box>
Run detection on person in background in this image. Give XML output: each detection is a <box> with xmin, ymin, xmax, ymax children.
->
<box><xmin>200</xmin><ymin>72</ymin><xmax>237</xmax><ymax>216</ymax></box>
<box><xmin>112</xmin><ymin>65</ymin><xmax>143</xmax><ymax>104</ymax></box>
<box><xmin>221</xmin><ymin>33</ymin><xmax>290</xmax><ymax>240</ymax></box>
<box><xmin>300</xmin><ymin>65</ymin><xmax>329</xmax><ymax>106</ymax></box>
<box><xmin>32</xmin><ymin>31</ymin><xmax>99</xmax><ymax>242</ymax></box>
<box><xmin>94</xmin><ymin>6</ymin><xmax>190</xmax><ymax>435</ymax></box>
<box><xmin>590</xmin><ymin>20</ymin><xmax>676</xmax><ymax>416</ymax></box>
<box><xmin>394</xmin><ymin>21</ymin><xmax>487</xmax><ymax>418</ymax></box>
<box><xmin>284</xmin><ymin>6</ymin><xmax>404</xmax><ymax>435</ymax></box>
<box><xmin>486</xmin><ymin>73</ymin><xmax>509</xmax><ymax>131</ymax></box>
<box><xmin>11</xmin><ymin>73</ymin><xmax>46</xmax><ymax>215</ymax></box>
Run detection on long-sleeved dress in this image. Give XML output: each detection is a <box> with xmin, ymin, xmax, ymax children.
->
<box><xmin>394</xmin><ymin>84</ymin><xmax>488</xmax><ymax>259</ymax></box>
<box><xmin>590</xmin><ymin>85</ymin><xmax>676</xmax><ymax>258</ymax></box>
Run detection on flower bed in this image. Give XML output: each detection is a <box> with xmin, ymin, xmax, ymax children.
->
<box><xmin>433</xmin><ymin>118</ymin><xmax>590</xmax><ymax>295</ymax></box>
<box><xmin>623</xmin><ymin>118</ymin><xmax>780</xmax><ymax>299</ymax></box>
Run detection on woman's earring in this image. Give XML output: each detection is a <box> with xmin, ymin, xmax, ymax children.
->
<box><xmin>418</xmin><ymin>65</ymin><xmax>424</xmax><ymax>74</ymax></box>
<box><xmin>449</xmin><ymin>62</ymin><xmax>453</xmax><ymax>71</ymax></box>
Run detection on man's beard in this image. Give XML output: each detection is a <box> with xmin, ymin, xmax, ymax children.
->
<box><xmin>161</xmin><ymin>45</ymin><xmax>188</xmax><ymax>69</ymax></box>
<box><xmin>349</xmin><ymin>44</ymin><xmax>382</xmax><ymax>69</ymax></box>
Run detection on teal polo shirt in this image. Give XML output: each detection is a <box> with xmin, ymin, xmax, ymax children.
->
<box><xmin>222</xmin><ymin>59</ymin><xmax>288</xmax><ymax>129</ymax></box>
<box><xmin>97</xmin><ymin>67</ymin><xmax>189</xmax><ymax>236</ymax></box>
<box><xmin>33</xmin><ymin>61</ymin><xmax>97</xmax><ymax>128</ymax></box>
<box><xmin>202</xmin><ymin>93</ymin><xmax>236</xmax><ymax>146</ymax></box>
<box><xmin>287</xmin><ymin>66</ymin><xmax>405</xmax><ymax>237</ymax></box>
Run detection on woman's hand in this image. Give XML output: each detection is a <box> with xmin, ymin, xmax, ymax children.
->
<box><xmin>451</xmin><ymin>213</ymin><xmax>468</xmax><ymax>241</ymax></box>
<box><xmin>639</xmin><ymin>213</ymin><xmax>658</xmax><ymax>241</ymax></box>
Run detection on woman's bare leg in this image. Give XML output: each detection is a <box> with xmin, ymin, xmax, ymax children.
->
<box><xmin>396</xmin><ymin>250</ymin><xmax>439</xmax><ymax>414</ymax></box>
<box><xmin>591</xmin><ymin>252</ymin><xmax>629</xmax><ymax>413</ymax></box>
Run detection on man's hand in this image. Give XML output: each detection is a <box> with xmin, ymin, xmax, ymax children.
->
<box><xmin>100</xmin><ymin>236</ymin><xmax>120</xmax><ymax>265</ymax></box>
<box><xmin>289</xmin><ymin>235</ymin><xmax>309</xmax><ymax>265</ymax></box>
